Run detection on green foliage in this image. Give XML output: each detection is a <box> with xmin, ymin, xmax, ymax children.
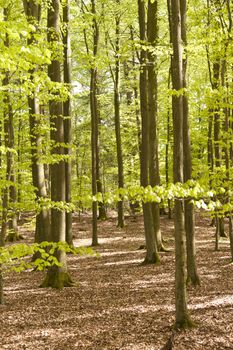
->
<box><xmin>0</xmin><ymin>241</ymin><xmax>96</xmax><ymax>274</ymax></box>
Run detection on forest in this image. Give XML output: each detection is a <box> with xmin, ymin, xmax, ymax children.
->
<box><xmin>0</xmin><ymin>0</ymin><xmax>233</xmax><ymax>349</ymax></box>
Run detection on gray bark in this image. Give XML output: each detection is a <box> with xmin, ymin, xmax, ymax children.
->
<box><xmin>138</xmin><ymin>0</ymin><xmax>159</xmax><ymax>264</ymax></box>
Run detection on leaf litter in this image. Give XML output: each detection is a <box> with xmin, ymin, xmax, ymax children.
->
<box><xmin>0</xmin><ymin>211</ymin><xmax>232</xmax><ymax>349</ymax></box>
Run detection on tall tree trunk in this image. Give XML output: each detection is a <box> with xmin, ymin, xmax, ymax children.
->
<box><xmin>2</xmin><ymin>7</ymin><xmax>19</xmax><ymax>242</ymax></box>
<box><xmin>90</xmin><ymin>0</ymin><xmax>99</xmax><ymax>245</ymax></box>
<box><xmin>138</xmin><ymin>0</ymin><xmax>159</xmax><ymax>264</ymax></box>
<box><xmin>62</xmin><ymin>0</ymin><xmax>73</xmax><ymax>245</ymax></box>
<box><xmin>180</xmin><ymin>0</ymin><xmax>200</xmax><ymax>286</ymax></box>
<box><xmin>0</xmin><ymin>269</ymin><xmax>3</xmax><ymax>305</ymax></box>
<box><xmin>41</xmin><ymin>0</ymin><xmax>73</xmax><ymax>288</ymax></box>
<box><xmin>90</xmin><ymin>66</ymin><xmax>98</xmax><ymax>246</ymax></box>
<box><xmin>147</xmin><ymin>0</ymin><xmax>162</xmax><ymax>250</ymax></box>
<box><xmin>169</xmin><ymin>0</ymin><xmax>194</xmax><ymax>328</ymax></box>
<box><xmin>130</xmin><ymin>27</ymin><xmax>141</xmax><ymax>153</ymax></box>
<box><xmin>17</xmin><ymin>119</ymin><xmax>22</xmax><ymax>221</ymax></box>
<box><xmin>114</xmin><ymin>3</ymin><xmax>124</xmax><ymax>228</ymax></box>
<box><xmin>0</xmin><ymin>124</ymin><xmax>4</xmax><ymax>305</ymax></box>
<box><xmin>166</xmin><ymin>67</ymin><xmax>172</xmax><ymax>219</ymax></box>
<box><xmin>23</xmin><ymin>0</ymin><xmax>50</xmax><ymax>245</ymax></box>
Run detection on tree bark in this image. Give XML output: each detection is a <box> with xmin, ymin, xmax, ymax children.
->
<box><xmin>147</xmin><ymin>0</ymin><xmax>163</xmax><ymax>250</ymax></box>
<box><xmin>41</xmin><ymin>0</ymin><xmax>73</xmax><ymax>288</ymax></box>
<box><xmin>169</xmin><ymin>0</ymin><xmax>194</xmax><ymax>328</ymax></box>
<box><xmin>23</xmin><ymin>0</ymin><xmax>50</xmax><ymax>245</ymax></box>
<box><xmin>138</xmin><ymin>0</ymin><xmax>159</xmax><ymax>264</ymax></box>
<box><xmin>165</xmin><ymin>67</ymin><xmax>172</xmax><ymax>219</ymax></box>
<box><xmin>114</xmin><ymin>2</ymin><xmax>124</xmax><ymax>228</ymax></box>
<box><xmin>63</xmin><ymin>0</ymin><xmax>73</xmax><ymax>246</ymax></box>
<box><xmin>180</xmin><ymin>0</ymin><xmax>200</xmax><ymax>286</ymax></box>
<box><xmin>90</xmin><ymin>0</ymin><xmax>99</xmax><ymax>245</ymax></box>
<box><xmin>2</xmin><ymin>7</ymin><xmax>19</xmax><ymax>242</ymax></box>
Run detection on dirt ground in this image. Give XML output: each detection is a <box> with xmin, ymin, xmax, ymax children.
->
<box><xmin>0</xmin><ymin>211</ymin><xmax>233</xmax><ymax>350</ymax></box>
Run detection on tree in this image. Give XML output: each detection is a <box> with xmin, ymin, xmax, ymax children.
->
<box><xmin>113</xmin><ymin>0</ymin><xmax>125</xmax><ymax>228</ymax></box>
<box><xmin>62</xmin><ymin>0</ymin><xmax>73</xmax><ymax>245</ymax></box>
<box><xmin>41</xmin><ymin>0</ymin><xmax>73</xmax><ymax>289</ymax></box>
<box><xmin>169</xmin><ymin>0</ymin><xmax>194</xmax><ymax>328</ymax></box>
<box><xmin>180</xmin><ymin>0</ymin><xmax>200</xmax><ymax>286</ymax></box>
<box><xmin>23</xmin><ymin>0</ymin><xmax>51</xmax><ymax>246</ymax></box>
<box><xmin>147</xmin><ymin>0</ymin><xmax>163</xmax><ymax>251</ymax></box>
<box><xmin>2</xmin><ymin>6</ymin><xmax>19</xmax><ymax>242</ymax></box>
<box><xmin>138</xmin><ymin>0</ymin><xmax>159</xmax><ymax>264</ymax></box>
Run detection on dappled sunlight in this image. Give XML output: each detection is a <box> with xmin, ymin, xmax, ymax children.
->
<box><xmin>103</xmin><ymin>258</ymin><xmax>143</xmax><ymax>266</ymax></box>
<box><xmin>5</xmin><ymin>287</ymin><xmax>47</xmax><ymax>295</ymax></box>
<box><xmin>73</xmin><ymin>235</ymin><xmax>144</xmax><ymax>247</ymax></box>
<box><xmin>99</xmin><ymin>249</ymin><xmax>143</xmax><ymax>257</ymax></box>
<box><xmin>117</xmin><ymin>303</ymin><xmax>174</xmax><ymax>314</ymax></box>
<box><xmin>121</xmin><ymin>344</ymin><xmax>159</xmax><ymax>350</ymax></box>
<box><xmin>190</xmin><ymin>295</ymin><xmax>233</xmax><ymax>310</ymax></box>
<box><xmin>196</xmin><ymin>239</ymin><xmax>215</xmax><ymax>244</ymax></box>
<box><xmin>131</xmin><ymin>273</ymin><xmax>173</xmax><ymax>288</ymax></box>
<box><xmin>4</xmin><ymin>327</ymin><xmax>78</xmax><ymax>349</ymax></box>
<box><xmin>1</xmin><ymin>213</ymin><xmax>233</xmax><ymax>350</ymax></box>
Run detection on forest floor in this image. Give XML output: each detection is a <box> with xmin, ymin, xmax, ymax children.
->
<box><xmin>0</xmin><ymin>211</ymin><xmax>233</xmax><ymax>350</ymax></box>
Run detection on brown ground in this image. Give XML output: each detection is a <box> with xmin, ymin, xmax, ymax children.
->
<box><xmin>0</xmin><ymin>212</ymin><xmax>233</xmax><ymax>350</ymax></box>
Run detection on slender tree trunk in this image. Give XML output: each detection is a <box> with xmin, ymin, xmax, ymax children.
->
<box><xmin>90</xmin><ymin>64</ymin><xmax>98</xmax><ymax>246</ymax></box>
<box><xmin>29</xmin><ymin>97</ymin><xmax>51</xmax><ymax>245</ymax></box>
<box><xmin>89</xmin><ymin>0</ymin><xmax>99</xmax><ymax>245</ymax></box>
<box><xmin>166</xmin><ymin>67</ymin><xmax>172</xmax><ymax>219</ymax></box>
<box><xmin>213</xmin><ymin>61</ymin><xmax>226</xmax><ymax>238</ymax></box>
<box><xmin>114</xmin><ymin>4</ymin><xmax>124</xmax><ymax>228</ymax></box>
<box><xmin>63</xmin><ymin>0</ymin><xmax>73</xmax><ymax>245</ymax></box>
<box><xmin>147</xmin><ymin>0</ymin><xmax>163</xmax><ymax>250</ymax></box>
<box><xmin>0</xmin><ymin>125</ymin><xmax>4</xmax><ymax>305</ymax></box>
<box><xmin>169</xmin><ymin>0</ymin><xmax>194</xmax><ymax>328</ymax></box>
<box><xmin>130</xmin><ymin>27</ymin><xmax>141</xmax><ymax>154</ymax></box>
<box><xmin>138</xmin><ymin>0</ymin><xmax>159</xmax><ymax>264</ymax></box>
<box><xmin>229</xmin><ymin>216</ymin><xmax>233</xmax><ymax>262</ymax></box>
<box><xmin>23</xmin><ymin>0</ymin><xmax>50</xmax><ymax>245</ymax></box>
<box><xmin>0</xmin><ymin>269</ymin><xmax>3</xmax><ymax>305</ymax></box>
<box><xmin>180</xmin><ymin>0</ymin><xmax>200</xmax><ymax>286</ymax></box>
<box><xmin>41</xmin><ymin>0</ymin><xmax>73</xmax><ymax>288</ymax></box>
<box><xmin>2</xmin><ymin>8</ymin><xmax>19</xmax><ymax>242</ymax></box>
<box><xmin>17</xmin><ymin>119</ymin><xmax>23</xmax><ymax>221</ymax></box>
<box><xmin>96</xmin><ymin>150</ymin><xmax>107</xmax><ymax>220</ymax></box>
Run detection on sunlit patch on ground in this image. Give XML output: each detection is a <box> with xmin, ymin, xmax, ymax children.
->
<box><xmin>0</xmin><ymin>213</ymin><xmax>233</xmax><ymax>349</ymax></box>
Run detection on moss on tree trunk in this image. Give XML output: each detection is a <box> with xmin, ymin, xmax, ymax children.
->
<box><xmin>40</xmin><ymin>269</ymin><xmax>75</xmax><ymax>289</ymax></box>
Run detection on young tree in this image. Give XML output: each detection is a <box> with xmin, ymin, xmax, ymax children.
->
<box><xmin>2</xmin><ymin>7</ymin><xmax>19</xmax><ymax>242</ymax></box>
<box><xmin>114</xmin><ymin>0</ymin><xmax>124</xmax><ymax>228</ymax></box>
<box><xmin>62</xmin><ymin>0</ymin><xmax>73</xmax><ymax>245</ymax></box>
<box><xmin>147</xmin><ymin>0</ymin><xmax>163</xmax><ymax>251</ymax></box>
<box><xmin>23</xmin><ymin>0</ymin><xmax>51</xmax><ymax>245</ymax></box>
<box><xmin>180</xmin><ymin>0</ymin><xmax>200</xmax><ymax>286</ymax></box>
<box><xmin>169</xmin><ymin>0</ymin><xmax>194</xmax><ymax>328</ymax></box>
<box><xmin>138</xmin><ymin>0</ymin><xmax>159</xmax><ymax>264</ymax></box>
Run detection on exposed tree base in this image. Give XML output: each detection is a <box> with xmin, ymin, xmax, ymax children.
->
<box><xmin>98</xmin><ymin>216</ymin><xmax>107</xmax><ymax>221</ymax></box>
<box><xmin>187</xmin><ymin>274</ymin><xmax>201</xmax><ymax>287</ymax></box>
<box><xmin>159</xmin><ymin>244</ymin><xmax>171</xmax><ymax>253</ymax></box>
<box><xmin>160</xmin><ymin>332</ymin><xmax>175</xmax><ymax>350</ymax></box>
<box><xmin>219</xmin><ymin>231</ymin><xmax>228</xmax><ymax>238</ymax></box>
<box><xmin>98</xmin><ymin>206</ymin><xmax>107</xmax><ymax>221</ymax></box>
<box><xmin>141</xmin><ymin>253</ymin><xmax>160</xmax><ymax>265</ymax></box>
<box><xmin>174</xmin><ymin>316</ymin><xmax>197</xmax><ymax>330</ymax></box>
<box><xmin>40</xmin><ymin>271</ymin><xmax>76</xmax><ymax>289</ymax></box>
<box><xmin>91</xmin><ymin>241</ymin><xmax>99</xmax><ymax>247</ymax></box>
<box><xmin>5</xmin><ymin>232</ymin><xmax>24</xmax><ymax>242</ymax></box>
